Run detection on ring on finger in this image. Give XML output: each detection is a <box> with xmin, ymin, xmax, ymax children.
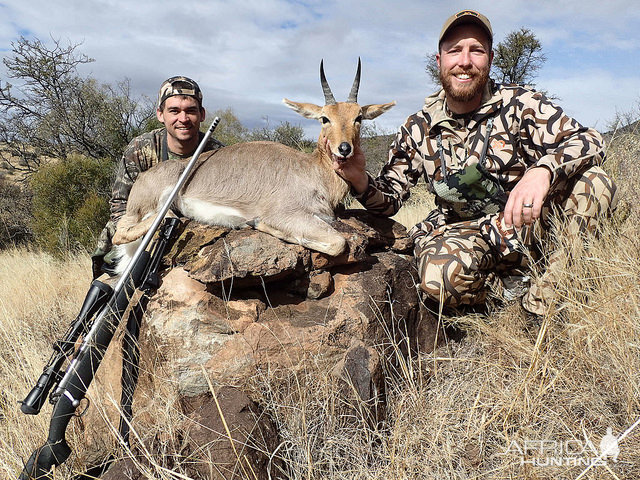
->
<box><xmin>523</xmin><ymin>203</ymin><xmax>534</xmax><ymax>208</ymax></box>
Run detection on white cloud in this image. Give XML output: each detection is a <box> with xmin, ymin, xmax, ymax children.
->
<box><xmin>0</xmin><ymin>0</ymin><xmax>638</xmax><ymax>137</ymax></box>
<box><xmin>544</xmin><ymin>70</ymin><xmax>640</xmax><ymax>131</ymax></box>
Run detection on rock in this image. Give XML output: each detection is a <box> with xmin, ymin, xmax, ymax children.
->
<box><xmin>79</xmin><ymin>211</ymin><xmax>430</xmax><ymax>479</ymax></box>
<box><xmin>338</xmin><ymin>209</ymin><xmax>413</xmax><ymax>253</ymax></box>
<box><xmin>101</xmin><ymin>387</ymin><xmax>280</xmax><ymax>480</ymax></box>
<box><xmin>331</xmin><ymin>338</ymin><xmax>382</xmax><ymax>404</ymax></box>
<box><xmin>306</xmin><ymin>270</ymin><xmax>333</xmax><ymax>299</ymax></box>
<box><xmin>186</xmin><ymin>227</ymin><xmax>312</xmax><ymax>286</ymax></box>
<box><xmin>137</xmin><ymin>249</ymin><xmax>419</xmax><ymax>397</ymax></box>
<box><xmin>413</xmin><ymin>299</ymin><xmax>447</xmax><ymax>354</ymax></box>
<box><xmin>171</xmin><ymin>209</ymin><xmax>412</xmax><ymax>289</ymax></box>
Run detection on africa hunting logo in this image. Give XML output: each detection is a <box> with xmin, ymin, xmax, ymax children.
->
<box><xmin>502</xmin><ymin>427</ymin><xmax>620</xmax><ymax>468</ymax></box>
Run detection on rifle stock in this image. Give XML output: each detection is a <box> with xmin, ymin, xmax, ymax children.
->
<box><xmin>19</xmin><ymin>252</ymin><xmax>149</xmax><ymax>480</ymax></box>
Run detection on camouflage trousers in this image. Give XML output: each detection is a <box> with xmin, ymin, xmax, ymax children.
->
<box><xmin>411</xmin><ymin>166</ymin><xmax>618</xmax><ymax>316</ymax></box>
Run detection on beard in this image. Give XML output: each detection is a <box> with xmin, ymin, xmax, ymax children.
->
<box><xmin>440</xmin><ymin>65</ymin><xmax>490</xmax><ymax>104</ymax></box>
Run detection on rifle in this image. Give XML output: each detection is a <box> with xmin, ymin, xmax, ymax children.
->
<box><xmin>18</xmin><ymin>118</ymin><xmax>220</xmax><ymax>480</ymax></box>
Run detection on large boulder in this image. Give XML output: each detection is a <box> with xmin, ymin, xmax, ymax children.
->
<box><xmin>80</xmin><ymin>210</ymin><xmax>426</xmax><ymax>478</ymax></box>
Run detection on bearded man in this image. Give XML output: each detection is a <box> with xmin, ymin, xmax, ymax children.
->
<box><xmin>334</xmin><ymin>10</ymin><xmax>617</xmax><ymax>318</ymax></box>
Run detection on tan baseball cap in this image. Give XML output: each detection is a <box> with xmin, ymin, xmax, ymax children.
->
<box><xmin>157</xmin><ymin>76</ymin><xmax>203</xmax><ymax>110</ymax></box>
<box><xmin>438</xmin><ymin>10</ymin><xmax>493</xmax><ymax>48</ymax></box>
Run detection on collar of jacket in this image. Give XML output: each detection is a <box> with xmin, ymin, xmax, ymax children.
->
<box><xmin>423</xmin><ymin>79</ymin><xmax>503</xmax><ymax>131</ymax></box>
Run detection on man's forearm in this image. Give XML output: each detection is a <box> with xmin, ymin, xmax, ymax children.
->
<box><xmin>350</xmin><ymin>172</ymin><xmax>370</xmax><ymax>195</ymax></box>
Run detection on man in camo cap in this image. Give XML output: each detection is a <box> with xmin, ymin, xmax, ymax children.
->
<box><xmin>334</xmin><ymin>10</ymin><xmax>617</xmax><ymax>319</ymax></box>
<box><xmin>92</xmin><ymin>76</ymin><xmax>223</xmax><ymax>277</ymax></box>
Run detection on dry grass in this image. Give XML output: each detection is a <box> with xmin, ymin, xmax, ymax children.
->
<box><xmin>1</xmin><ymin>129</ymin><xmax>639</xmax><ymax>479</ymax></box>
<box><xmin>0</xmin><ymin>248</ymin><xmax>92</xmax><ymax>476</ymax></box>
<box><xmin>390</xmin><ymin>180</ymin><xmax>436</xmax><ymax>230</ymax></box>
<box><xmin>345</xmin><ymin>179</ymin><xmax>435</xmax><ymax>230</ymax></box>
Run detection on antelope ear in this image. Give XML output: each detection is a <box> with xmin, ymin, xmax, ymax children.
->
<box><xmin>283</xmin><ymin>98</ymin><xmax>323</xmax><ymax>119</ymax></box>
<box><xmin>361</xmin><ymin>101</ymin><xmax>396</xmax><ymax>120</ymax></box>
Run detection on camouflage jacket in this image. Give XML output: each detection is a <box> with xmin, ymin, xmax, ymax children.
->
<box><xmin>355</xmin><ymin>80</ymin><xmax>606</xmax><ymax>233</ymax></box>
<box><xmin>93</xmin><ymin>128</ymin><xmax>223</xmax><ymax>257</ymax></box>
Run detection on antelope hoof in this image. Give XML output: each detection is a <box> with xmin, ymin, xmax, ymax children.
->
<box><xmin>112</xmin><ymin>229</ymin><xmax>142</xmax><ymax>246</ymax></box>
<box><xmin>111</xmin><ymin>231</ymin><xmax>126</xmax><ymax>245</ymax></box>
<box><xmin>245</xmin><ymin>217</ymin><xmax>260</xmax><ymax>228</ymax></box>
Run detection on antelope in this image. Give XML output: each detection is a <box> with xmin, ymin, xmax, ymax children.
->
<box><xmin>112</xmin><ymin>60</ymin><xmax>395</xmax><ymax>273</ymax></box>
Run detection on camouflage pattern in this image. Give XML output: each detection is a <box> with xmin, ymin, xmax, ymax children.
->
<box><xmin>355</xmin><ymin>80</ymin><xmax>617</xmax><ymax>314</ymax></box>
<box><xmin>93</xmin><ymin>127</ymin><xmax>223</xmax><ymax>259</ymax></box>
<box><xmin>413</xmin><ymin>166</ymin><xmax>616</xmax><ymax>313</ymax></box>
<box><xmin>157</xmin><ymin>76</ymin><xmax>203</xmax><ymax>109</ymax></box>
<box><xmin>431</xmin><ymin>160</ymin><xmax>507</xmax><ymax>219</ymax></box>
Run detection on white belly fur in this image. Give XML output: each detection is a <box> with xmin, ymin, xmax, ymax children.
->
<box><xmin>113</xmin><ymin>237</ymin><xmax>143</xmax><ymax>275</ymax></box>
<box><xmin>179</xmin><ymin>197</ymin><xmax>247</xmax><ymax>227</ymax></box>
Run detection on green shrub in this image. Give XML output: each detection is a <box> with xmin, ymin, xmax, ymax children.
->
<box><xmin>208</xmin><ymin>108</ymin><xmax>250</xmax><ymax>146</ymax></box>
<box><xmin>0</xmin><ymin>179</ymin><xmax>33</xmax><ymax>248</ymax></box>
<box><xmin>30</xmin><ymin>155</ymin><xmax>112</xmax><ymax>255</ymax></box>
<box><xmin>248</xmin><ymin>120</ymin><xmax>314</xmax><ymax>151</ymax></box>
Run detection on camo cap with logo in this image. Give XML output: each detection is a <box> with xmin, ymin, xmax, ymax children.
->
<box><xmin>438</xmin><ymin>10</ymin><xmax>493</xmax><ymax>48</ymax></box>
<box><xmin>157</xmin><ymin>76</ymin><xmax>203</xmax><ymax>110</ymax></box>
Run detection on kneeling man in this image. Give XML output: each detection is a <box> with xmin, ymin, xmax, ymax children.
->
<box><xmin>335</xmin><ymin>10</ymin><xmax>617</xmax><ymax>317</ymax></box>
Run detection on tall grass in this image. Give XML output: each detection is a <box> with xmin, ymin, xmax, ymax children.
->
<box><xmin>0</xmin><ymin>248</ymin><xmax>91</xmax><ymax>476</ymax></box>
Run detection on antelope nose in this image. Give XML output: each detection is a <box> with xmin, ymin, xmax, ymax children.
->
<box><xmin>338</xmin><ymin>142</ymin><xmax>352</xmax><ymax>157</ymax></box>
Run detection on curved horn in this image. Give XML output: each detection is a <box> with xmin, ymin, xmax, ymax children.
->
<box><xmin>320</xmin><ymin>60</ymin><xmax>336</xmax><ymax>105</ymax></box>
<box><xmin>347</xmin><ymin>57</ymin><xmax>361</xmax><ymax>103</ymax></box>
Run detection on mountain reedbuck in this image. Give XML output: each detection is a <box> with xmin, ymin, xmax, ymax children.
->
<box><xmin>112</xmin><ymin>60</ymin><xmax>395</xmax><ymax>273</ymax></box>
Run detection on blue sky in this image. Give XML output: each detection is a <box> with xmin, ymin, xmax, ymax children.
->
<box><xmin>1</xmin><ymin>0</ymin><xmax>639</xmax><ymax>137</ymax></box>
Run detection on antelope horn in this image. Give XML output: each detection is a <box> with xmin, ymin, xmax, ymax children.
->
<box><xmin>347</xmin><ymin>57</ymin><xmax>361</xmax><ymax>103</ymax></box>
<box><xmin>320</xmin><ymin>60</ymin><xmax>336</xmax><ymax>105</ymax></box>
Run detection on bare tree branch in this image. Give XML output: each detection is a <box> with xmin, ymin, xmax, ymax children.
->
<box><xmin>0</xmin><ymin>36</ymin><xmax>153</xmax><ymax>172</ymax></box>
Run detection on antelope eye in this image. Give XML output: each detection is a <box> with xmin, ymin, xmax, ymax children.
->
<box><xmin>355</xmin><ymin>115</ymin><xmax>363</xmax><ymax>124</ymax></box>
<box><xmin>321</xmin><ymin>116</ymin><xmax>330</xmax><ymax>124</ymax></box>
